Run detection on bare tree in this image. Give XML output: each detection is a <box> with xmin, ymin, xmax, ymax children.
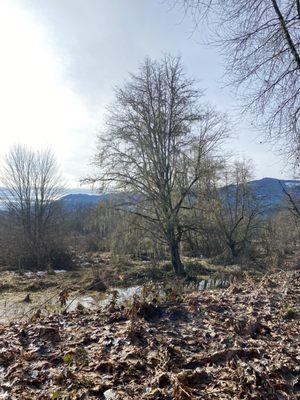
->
<box><xmin>1</xmin><ymin>145</ymin><xmax>64</xmax><ymax>268</ymax></box>
<box><xmin>90</xmin><ymin>56</ymin><xmax>227</xmax><ymax>275</ymax></box>
<box><xmin>173</xmin><ymin>0</ymin><xmax>300</xmax><ymax>164</ymax></box>
<box><xmin>182</xmin><ymin>159</ymin><xmax>265</xmax><ymax>259</ymax></box>
<box><xmin>279</xmin><ymin>179</ymin><xmax>300</xmax><ymax>219</ymax></box>
<box><xmin>213</xmin><ymin>160</ymin><xmax>265</xmax><ymax>259</ymax></box>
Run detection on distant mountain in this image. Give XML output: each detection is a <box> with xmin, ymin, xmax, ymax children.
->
<box><xmin>5</xmin><ymin>177</ymin><xmax>298</xmax><ymax>215</ymax></box>
<box><xmin>247</xmin><ymin>177</ymin><xmax>300</xmax><ymax>214</ymax></box>
<box><xmin>58</xmin><ymin>192</ymin><xmax>132</xmax><ymax>210</ymax></box>
<box><xmin>60</xmin><ymin>193</ymin><xmax>106</xmax><ymax>206</ymax></box>
<box><xmin>219</xmin><ymin>177</ymin><xmax>300</xmax><ymax>215</ymax></box>
<box><xmin>58</xmin><ymin>193</ymin><xmax>109</xmax><ymax>210</ymax></box>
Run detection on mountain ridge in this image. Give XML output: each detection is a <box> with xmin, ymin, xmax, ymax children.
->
<box><xmin>59</xmin><ymin>177</ymin><xmax>300</xmax><ymax>214</ymax></box>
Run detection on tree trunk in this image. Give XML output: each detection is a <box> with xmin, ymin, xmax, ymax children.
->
<box><xmin>169</xmin><ymin>239</ymin><xmax>185</xmax><ymax>276</ymax></box>
<box><xmin>229</xmin><ymin>241</ymin><xmax>239</xmax><ymax>259</ymax></box>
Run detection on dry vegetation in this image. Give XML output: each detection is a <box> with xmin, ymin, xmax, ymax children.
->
<box><xmin>0</xmin><ymin>270</ymin><xmax>299</xmax><ymax>399</ymax></box>
<box><xmin>0</xmin><ymin>252</ymin><xmax>241</xmax><ymax>322</ymax></box>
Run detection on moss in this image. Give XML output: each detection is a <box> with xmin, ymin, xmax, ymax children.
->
<box><xmin>284</xmin><ymin>305</ymin><xmax>299</xmax><ymax>319</ymax></box>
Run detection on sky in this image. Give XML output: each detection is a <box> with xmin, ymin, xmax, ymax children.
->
<box><xmin>0</xmin><ymin>0</ymin><xmax>292</xmax><ymax>188</ymax></box>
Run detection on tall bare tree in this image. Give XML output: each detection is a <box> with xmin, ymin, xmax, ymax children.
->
<box><xmin>91</xmin><ymin>56</ymin><xmax>227</xmax><ymax>275</ymax></box>
<box><xmin>173</xmin><ymin>0</ymin><xmax>300</xmax><ymax>163</ymax></box>
<box><xmin>1</xmin><ymin>145</ymin><xmax>64</xmax><ymax>268</ymax></box>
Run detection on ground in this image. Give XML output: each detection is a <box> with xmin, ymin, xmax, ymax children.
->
<box><xmin>0</xmin><ymin>253</ymin><xmax>241</xmax><ymax>322</ymax></box>
<box><xmin>0</xmin><ymin>270</ymin><xmax>299</xmax><ymax>399</ymax></box>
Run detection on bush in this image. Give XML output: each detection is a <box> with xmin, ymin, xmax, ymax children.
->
<box><xmin>49</xmin><ymin>248</ymin><xmax>74</xmax><ymax>270</ymax></box>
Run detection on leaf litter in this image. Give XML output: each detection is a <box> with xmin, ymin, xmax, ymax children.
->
<box><xmin>0</xmin><ymin>270</ymin><xmax>299</xmax><ymax>399</ymax></box>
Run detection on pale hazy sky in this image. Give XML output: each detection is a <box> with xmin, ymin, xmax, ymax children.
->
<box><xmin>0</xmin><ymin>0</ymin><xmax>292</xmax><ymax>187</ymax></box>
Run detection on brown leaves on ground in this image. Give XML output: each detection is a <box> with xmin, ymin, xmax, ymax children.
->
<box><xmin>0</xmin><ymin>271</ymin><xmax>299</xmax><ymax>399</ymax></box>
<box><xmin>59</xmin><ymin>289</ymin><xmax>69</xmax><ymax>308</ymax></box>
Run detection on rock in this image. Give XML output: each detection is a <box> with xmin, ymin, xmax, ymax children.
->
<box><xmin>103</xmin><ymin>389</ymin><xmax>117</xmax><ymax>399</ymax></box>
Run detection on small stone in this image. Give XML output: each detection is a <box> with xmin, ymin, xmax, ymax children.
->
<box><xmin>104</xmin><ymin>389</ymin><xmax>117</xmax><ymax>400</ymax></box>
